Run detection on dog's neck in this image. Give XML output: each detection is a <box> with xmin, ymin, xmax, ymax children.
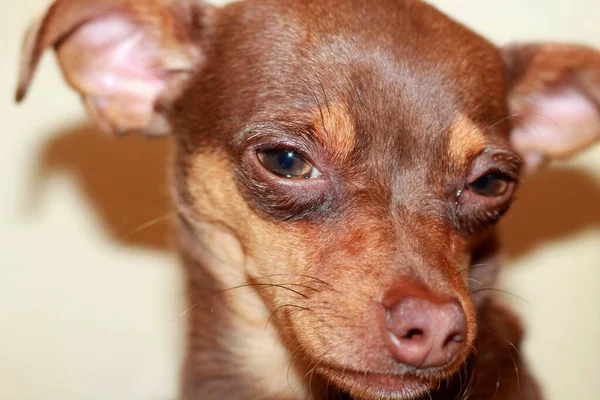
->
<box><xmin>178</xmin><ymin>218</ymin><xmax>318</xmax><ymax>400</ymax></box>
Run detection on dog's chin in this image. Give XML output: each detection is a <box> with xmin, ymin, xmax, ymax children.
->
<box><xmin>318</xmin><ymin>367</ymin><xmax>435</xmax><ymax>400</ymax></box>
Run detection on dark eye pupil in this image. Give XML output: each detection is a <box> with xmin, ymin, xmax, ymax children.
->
<box><xmin>278</xmin><ymin>151</ymin><xmax>296</xmax><ymax>170</ymax></box>
<box><xmin>469</xmin><ymin>173</ymin><xmax>510</xmax><ymax>196</ymax></box>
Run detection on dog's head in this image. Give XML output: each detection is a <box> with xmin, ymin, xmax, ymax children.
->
<box><xmin>17</xmin><ymin>0</ymin><xmax>600</xmax><ymax>398</ymax></box>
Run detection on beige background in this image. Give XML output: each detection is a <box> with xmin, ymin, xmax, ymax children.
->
<box><xmin>1</xmin><ymin>0</ymin><xmax>599</xmax><ymax>399</ymax></box>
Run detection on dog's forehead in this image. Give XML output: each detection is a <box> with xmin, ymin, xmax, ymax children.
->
<box><xmin>219</xmin><ymin>2</ymin><xmax>504</xmax><ymax>114</ymax></box>
<box><xmin>187</xmin><ymin>0</ymin><xmax>508</xmax><ymax>177</ymax></box>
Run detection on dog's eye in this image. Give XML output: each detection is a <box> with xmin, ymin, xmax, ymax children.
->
<box><xmin>257</xmin><ymin>150</ymin><xmax>321</xmax><ymax>179</ymax></box>
<box><xmin>468</xmin><ymin>173</ymin><xmax>511</xmax><ymax>197</ymax></box>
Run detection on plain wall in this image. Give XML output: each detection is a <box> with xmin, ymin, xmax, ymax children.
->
<box><xmin>1</xmin><ymin>0</ymin><xmax>598</xmax><ymax>399</ymax></box>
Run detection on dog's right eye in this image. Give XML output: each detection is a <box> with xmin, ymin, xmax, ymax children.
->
<box><xmin>468</xmin><ymin>172</ymin><xmax>511</xmax><ymax>197</ymax></box>
<box><xmin>257</xmin><ymin>150</ymin><xmax>322</xmax><ymax>179</ymax></box>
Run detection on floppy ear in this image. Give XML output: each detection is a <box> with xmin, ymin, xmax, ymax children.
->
<box><xmin>503</xmin><ymin>43</ymin><xmax>600</xmax><ymax>173</ymax></box>
<box><xmin>16</xmin><ymin>0</ymin><xmax>213</xmax><ymax>136</ymax></box>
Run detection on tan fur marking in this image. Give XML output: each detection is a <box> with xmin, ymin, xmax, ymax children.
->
<box><xmin>185</xmin><ymin>152</ymin><xmax>312</xmax><ymax>399</ymax></box>
<box><xmin>448</xmin><ymin>113</ymin><xmax>487</xmax><ymax>167</ymax></box>
<box><xmin>312</xmin><ymin>103</ymin><xmax>355</xmax><ymax>161</ymax></box>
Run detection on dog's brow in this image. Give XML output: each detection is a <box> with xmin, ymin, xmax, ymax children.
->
<box><xmin>310</xmin><ymin>102</ymin><xmax>356</xmax><ymax>162</ymax></box>
<box><xmin>448</xmin><ymin>113</ymin><xmax>488</xmax><ymax>167</ymax></box>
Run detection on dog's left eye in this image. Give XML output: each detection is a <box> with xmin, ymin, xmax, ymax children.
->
<box><xmin>468</xmin><ymin>172</ymin><xmax>511</xmax><ymax>197</ymax></box>
<box><xmin>257</xmin><ymin>150</ymin><xmax>322</xmax><ymax>179</ymax></box>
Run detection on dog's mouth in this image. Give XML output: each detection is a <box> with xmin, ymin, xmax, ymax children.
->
<box><xmin>318</xmin><ymin>366</ymin><xmax>435</xmax><ymax>400</ymax></box>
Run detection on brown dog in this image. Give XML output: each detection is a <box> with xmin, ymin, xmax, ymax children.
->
<box><xmin>16</xmin><ymin>1</ymin><xmax>600</xmax><ymax>399</ymax></box>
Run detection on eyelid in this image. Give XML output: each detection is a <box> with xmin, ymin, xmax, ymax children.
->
<box><xmin>238</xmin><ymin>123</ymin><xmax>317</xmax><ymax>155</ymax></box>
<box><xmin>468</xmin><ymin>148</ymin><xmax>522</xmax><ymax>183</ymax></box>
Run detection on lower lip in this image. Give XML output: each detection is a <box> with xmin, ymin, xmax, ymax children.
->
<box><xmin>322</xmin><ymin>368</ymin><xmax>431</xmax><ymax>399</ymax></box>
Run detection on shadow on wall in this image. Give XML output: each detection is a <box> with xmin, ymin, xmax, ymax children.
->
<box><xmin>33</xmin><ymin>124</ymin><xmax>175</xmax><ymax>251</ymax></box>
<box><xmin>501</xmin><ymin>166</ymin><xmax>600</xmax><ymax>258</ymax></box>
<box><xmin>32</xmin><ymin>124</ymin><xmax>600</xmax><ymax>259</ymax></box>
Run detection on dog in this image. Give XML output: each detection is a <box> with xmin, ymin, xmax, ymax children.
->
<box><xmin>16</xmin><ymin>0</ymin><xmax>600</xmax><ymax>399</ymax></box>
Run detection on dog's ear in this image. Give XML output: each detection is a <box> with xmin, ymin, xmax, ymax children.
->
<box><xmin>16</xmin><ymin>0</ymin><xmax>213</xmax><ymax>136</ymax></box>
<box><xmin>503</xmin><ymin>43</ymin><xmax>600</xmax><ymax>173</ymax></box>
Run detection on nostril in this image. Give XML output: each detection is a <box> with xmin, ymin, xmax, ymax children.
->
<box><xmin>404</xmin><ymin>328</ymin><xmax>424</xmax><ymax>340</ymax></box>
<box><xmin>444</xmin><ymin>331</ymin><xmax>465</xmax><ymax>347</ymax></box>
<box><xmin>384</xmin><ymin>295</ymin><xmax>468</xmax><ymax>369</ymax></box>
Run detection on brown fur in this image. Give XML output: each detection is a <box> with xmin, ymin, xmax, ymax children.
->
<box><xmin>16</xmin><ymin>0</ymin><xmax>600</xmax><ymax>399</ymax></box>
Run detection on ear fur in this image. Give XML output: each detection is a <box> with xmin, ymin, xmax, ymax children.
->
<box><xmin>16</xmin><ymin>0</ymin><xmax>213</xmax><ymax>136</ymax></box>
<box><xmin>503</xmin><ymin>43</ymin><xmax>600</xmax><ymax>172</ymax></box>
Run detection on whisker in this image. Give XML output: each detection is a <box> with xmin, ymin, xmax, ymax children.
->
<box><xmin>491</xmin><ymin>373</ymin><xmax>501</xmax><ymax>400</ymax></box>
<box><xmin>284</xmin><ymin>343</ymin><xmax>314</xmax><ymax>396</ymax></box>
<box><xmin>479</xmin><ymin>324</ymin><xmax>522</xmax><ymax>359</ymax></box>
<box><xmin>262</xmin><ymin>303</ymin><xmax>312</xmax><ymax>351</ymax></box>
<box><xmin>510</xmin><ymin>113</ymin><xmax>558</xmax><ymax>144</ymax></box>
<box><xmin>121</xmin><ymin>211</ymin><xmax>177</xmax><ymax>239</ymax></box>
<box><xmin>456</xmin><ymin>366</ymin><xmax>465</xmax><ymax>400</ymax></box>
<box><xmin>482</xmin><ymin>113</ymin><xmax>522</xmax><ymax>132</ymax></box>
<box><xmin>477</xmin><ymin>320</ymin><xmax>523</xmax><ymax>391</ymax></box>
<box><xmin>251</xmin><ymin>273</ymin><xmax>332</xmax><ymax>287</ymax></box>
<box><xmin>305</xmin><ymin>348</ymin><xmax>333</xmax><ymax>398</ymax></box>
<box><xmin>282</xmin><ymin>353</ymin><xmax>320</xmax><ymax>400</ymax></box>
<box><xmin>457</xmin><ymin>263</ymin><xmax>487</xmax><ymax>276</ymax></box>
<box><xmin>483</xmin><ymin>111</ymin><xmax>559</xmax><ymax>140</ymax></box>
<box><xmin>519</xmin><ymin>110</ymin><xmax>560</xmax><ymax>128</ymax></box>
<box><xmin>181</xmin><ymin>282</ymin><xmax>315</xmax><ymax>316</ymax></box>
<box><xmin>464</xmin><ymin>277</ymin><xmax>484</xmax><ymax>287</ymax></box>
<box><xmin>457</xmin><ymin>262</ymin><xmax>512</xmax><ymax>277</ymax></box>
<box><xmin>511</xmin><ymin>351</ymin><xmax>521</xmax><ymax>392</ymax></box>
<box><xmin>458</xmin><ymin>362</ymin><xmax>475</xmax><ymax>400</ymax></box>
<box><xmin>469</xmin><ymin>287</ymin><xmax>529</xmax><ymax>304</ymax></box>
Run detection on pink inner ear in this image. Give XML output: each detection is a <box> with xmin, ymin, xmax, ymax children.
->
<box><xmin>511</xmin><ymin>86</ymin><xmax>600</xmax><ymax>161</ymax></box>
<box><xmin>56</xmin><ymin>15</ymin><xmax>172</xmax><ymax>134</ymax></box>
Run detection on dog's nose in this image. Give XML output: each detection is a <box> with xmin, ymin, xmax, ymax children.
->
<box><xmin>385</xmin><ymin>296</ymin><xmax>467</xmax><ymax>368</ymax></box>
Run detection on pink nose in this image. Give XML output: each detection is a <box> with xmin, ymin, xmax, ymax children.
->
<box><xmin>385</xmin><ymin>296</ymin><xmax>467</xmax><ymax>368</ymax></box>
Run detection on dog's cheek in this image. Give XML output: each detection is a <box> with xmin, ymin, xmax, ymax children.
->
<box><xmin>183</xmin><ymin>150</ymin><xmax>316</xmax><ymax>277</ymax></box>
<box><xmin>276</xmin><ymin>221</ymin><xmax>402</xmax><ymax>368</ymax></box>
<box><xmin>467</xmin><ymin>234</ymin><xmax>503</xmax><ymax>306</ymax></box>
